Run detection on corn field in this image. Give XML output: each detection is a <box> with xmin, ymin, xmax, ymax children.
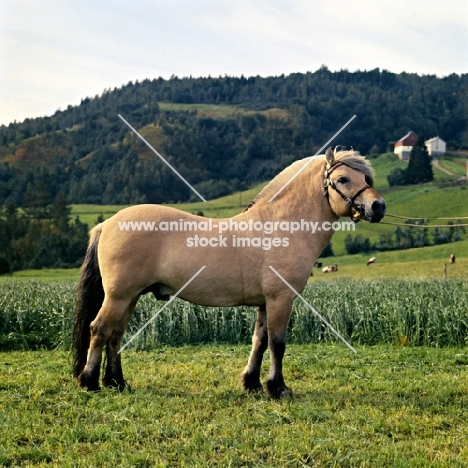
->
<box><xmin>0</xmin><ymin>279</ymin><xmax>467</xmax><ymax>351</ymax></box>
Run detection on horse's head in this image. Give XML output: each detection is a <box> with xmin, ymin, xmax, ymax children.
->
<box><xmin>323</xmin><ymin>147</ymin><xmax>386</xmax><ymax>223</ymax></box>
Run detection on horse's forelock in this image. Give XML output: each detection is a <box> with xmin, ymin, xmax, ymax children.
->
<box><xmin>333</xmin><ymin>150</ymin><xmax>374</xmax><ymax>185</ymax></box>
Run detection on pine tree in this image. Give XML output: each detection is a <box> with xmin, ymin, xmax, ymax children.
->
<box><xmin>405</xmin><ymin>135</ymin><xmax>434</xmax><ymax>184</ymax></box>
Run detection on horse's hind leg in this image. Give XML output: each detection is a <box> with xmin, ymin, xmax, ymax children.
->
<box><xmin>77</xmin><ymin>296</ymin><xmax>132</xmax><ymax>391</ymax></box>
<box><xmin>241</xmin><ymin>304</ymin><xmax>268</xmax><ymax>392</ymax></box>
<box><xmin>103</xmin><ymin>296</ymin><xmax>139</xmax><ymax>391</ymax></box>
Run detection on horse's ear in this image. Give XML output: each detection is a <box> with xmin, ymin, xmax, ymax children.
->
<box><xmin>325</xmin><ymin>147</ymin><xmax>335</xmax><ymax>166</ymax></box>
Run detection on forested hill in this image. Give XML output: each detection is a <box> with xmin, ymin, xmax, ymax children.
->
<box><xmin>1</xmin><ymin>68</ymin><xmax>467</xmax><ymax>205</ymax></box>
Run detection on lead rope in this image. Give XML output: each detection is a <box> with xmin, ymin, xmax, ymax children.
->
<box><xmin>379</xmin><ymin>221</ymin><xmax>468</xmax><ymax>228</ymax></box>
<box><xmin>386</xmin><ymin>213</ymin><xmax>468</xmax><ymax>221</ymax></box>
<box><xmin>379</xmin><ymin>213</ymin><xmax>468</xmax><ymax>228</ymax></box>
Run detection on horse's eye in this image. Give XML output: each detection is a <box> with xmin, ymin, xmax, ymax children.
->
<box><xmin>337</xmin><ymin>176</ymin><xmax>349</xmax><ymax>184</ymax></box>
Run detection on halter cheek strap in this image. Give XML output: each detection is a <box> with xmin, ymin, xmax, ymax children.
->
<box><xmin>323</xmin><ymin>162</ymin><xmax>371</xmax><ymax>222</ymax></box>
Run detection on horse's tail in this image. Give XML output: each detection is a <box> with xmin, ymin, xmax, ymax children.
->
<box><xmin>72</xmin><ymin>223</ymin><xmax>104</xmax><ymax>378</ymax></box>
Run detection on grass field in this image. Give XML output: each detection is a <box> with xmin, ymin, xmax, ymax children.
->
<box><xmin>1</xmin><ymin>345</ymin><xmax>468</xmax><ymax>467</ymax></box>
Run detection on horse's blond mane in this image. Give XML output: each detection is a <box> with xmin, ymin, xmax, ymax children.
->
<box><xmin>243</xmin><ymin>150</ymin><xmax>373</xmax><ymax>212</ymax></box>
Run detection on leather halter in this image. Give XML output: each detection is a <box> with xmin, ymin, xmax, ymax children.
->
<box><xmin>323</xmin><ymin>161</ymin><xmax>371</xmax><ymax>222</ymax></box>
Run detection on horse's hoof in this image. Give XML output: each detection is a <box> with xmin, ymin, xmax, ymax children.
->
<box><xmin>245</xmin><ymin>383</ymin><xmax>264</xmax><ymax>393</ymax></box>
<box><xmin>241</xmin><ymin>373</ymin><xmax>263</xmax><ymax>393</ymax></box>
<box><xmin>266</xmin><ymin>380</ymin><xmax>293</xmax><ymax>399</ymax></box>
<box><xmin>77</xmin><ymin>372</ymin><xmax>101</xmax><ymax>392</ymax></box>
<box><xmin>103</xmin><ymin>378</ymin><xmax>130</xmax><ymax>392</ymax></box>
<box><xmin>87</xmin><ymin>385</ymin><xmax>101</xmax><ymax>393</ymax></box>
<box><xmin>279</xmin><ymin>386</ymin><xmax>293</xmax><ymax>398</ymax></box>
<box><xmin>80</xmin><ymin>382</ymin><xmax>101</xmax><ymax>392</ymax></box>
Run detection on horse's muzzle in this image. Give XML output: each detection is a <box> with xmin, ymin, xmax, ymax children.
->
<box><xmin>365</xmin><ymin>199</ymin><xmax>386</xmax><ymax>223</ymax></box>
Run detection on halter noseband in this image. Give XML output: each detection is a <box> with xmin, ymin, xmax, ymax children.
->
<box><xmin>323</xmin><ymin>161</ymin><xmax>371</xmax><ymax>222</ymax></box>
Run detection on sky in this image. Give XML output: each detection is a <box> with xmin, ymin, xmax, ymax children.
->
<box><xmin>1</xmin><ymin>0</ymin><xmax>467</xmax><ymax>126</ymax></box>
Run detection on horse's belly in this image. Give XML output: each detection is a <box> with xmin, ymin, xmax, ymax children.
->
<box><xmin>164</xmin><ymin>271</ymin><xmax>265</xmax><ymax>307</ymax></box>
<box><xmin>177</xmin><ymin>290</ymin><xmax>265</xmax><ymax>308</ymax></box>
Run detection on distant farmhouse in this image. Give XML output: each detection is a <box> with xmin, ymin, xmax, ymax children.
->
<box><xmin>424</xmin><ymin>136</ymin><xmax>446</xmax><ymax>156</ymax></box>
<box><xmin>394</xmin><ymin>131</ymin><xmax>418</xmax><ymax>160</ymax></box>
<box><xmin>394</xmin><ymin>131</ymin><xmax>446</xmax><ymax>160</ymax></box>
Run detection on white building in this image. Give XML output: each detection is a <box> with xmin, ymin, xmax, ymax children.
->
<box><xmin>425</xmin><ymin>136</ymin><xmax>446</xmax><ymax>156</ymax></box>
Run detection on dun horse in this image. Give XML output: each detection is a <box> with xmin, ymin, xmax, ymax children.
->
<box><xmin>72</xmin><ymin>147</ymin><xmax>386</xmax><ymax>398</ymax></box>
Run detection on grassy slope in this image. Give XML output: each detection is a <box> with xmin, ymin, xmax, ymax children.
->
<box><xmin>71</xmin><ymin>182</ymin><xmax>269</xmax><ymax>226</ymax></box>
<box><xmin>157</xmin><ymin>102</ymin><xmax>292</xmax><ymax>120</ymax></box>
<box><xmin>1</xmin><ymin>345</ymin><xmax>467</xmax><ymax>467</ymax></box>
<box><xmin>438</xmin><ymin>158</ymin><xmax>467</xmax><ymax>177</ymax></box>
<box><xmin>310</xmin><ymin>242</ymin><xmax>468</xmax><ymax>281</ymax></box>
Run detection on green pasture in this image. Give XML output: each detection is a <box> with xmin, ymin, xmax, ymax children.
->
<box><xmin>311</xmin><ymin>240</ymin><xmax>468</xmax><ymax>281</ymax></box>
<box><xmin>70</xmin><ymin>182</ymin><xmax>269</xmax><ymax>227</ymax></box>
<box><xmin>3</xmin><ymin>268</ymin><xmax>79</xmax><ymax>282</ymax></box>
<box><xmin>157</xmin><ymin>102</ymin><xmax>292</xmax><ymax>121</ymax></box>
<box><xmin>1</xmin><ymin>345</ymin><xmax>468</xmax><ymax>467</ymax></box>
<box><xmin>437</xmin><ymin>158</ymin><xmax>468</xmax><ymax>177</ymax></box>
<box><xmin>367</xmin><ymin>152</ymin><xmax>407</xmax><ymax>187</ymax></box>
<box><xmin>71</xmin><ymin>204</ymin><xmax>130</xmax><ymax>228</ymax></box>
<box><xmin>158</xmin><ymin>101</ymin><xmax>242</xmax><ymax>117</ymax></box>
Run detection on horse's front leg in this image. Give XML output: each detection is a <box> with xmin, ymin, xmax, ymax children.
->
<box><xmin>265</xmin><ymin>295</ymin><xmax>294</xmax><ymax>399</ymax></box>
<box><xmin>241</xmin><ymin>304</ymin><xmax>268</xmax><ymax>392</ymax></box>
